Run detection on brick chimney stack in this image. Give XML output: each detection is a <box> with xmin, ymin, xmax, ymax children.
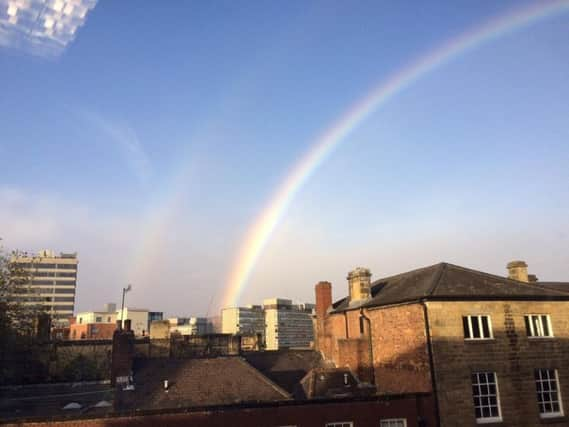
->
<box><xmin>507</xmin><ymin>260</ymin><xmax>529</xmax><ymax>283</ymax></box>
<box><xmin>111</xmin><ymin>320</ymin><xmax>135</xmax><ymax>386</ymax></box>
<box><xmin>348</xmin><ymin>267</ymin><xmax>372</xmax><ymax>304</ymax></box>
<box><xmin>315</xmin><ymin>281</ymin><xmax>332</xmax><ymax>320</ymax></box>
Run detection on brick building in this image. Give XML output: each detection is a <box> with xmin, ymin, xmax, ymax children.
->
<box><xmin>314</xmin><ymin>261</ymin><xmax>569</xmax><ymax>427</ymax></box>
<box><xmin>2</xmin><ymin>328</ymin><xmax>436</xmax><ymax>427</ymax></box>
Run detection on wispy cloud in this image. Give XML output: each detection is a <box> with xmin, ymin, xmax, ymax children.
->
<box><xmin>0</xmin><ymin>0</ymin><xmax>97</xmax><ymax>57</ymax></box>
<box><xmin>0</xmin><ymin>185</ymin><xmax>231</xmax><ymax>316</ymax></box>
<box><xmin>78</xmin><ymin>110</ymin><xmax>152</xmax><ymax>184</ymax></box>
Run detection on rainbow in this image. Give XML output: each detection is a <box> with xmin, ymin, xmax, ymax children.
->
<box><xmin>220</xmin><ymin>0</ymin><xmax>569</xmax><ymax>309</ymax></box>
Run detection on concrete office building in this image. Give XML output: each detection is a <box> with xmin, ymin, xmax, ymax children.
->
<box><xmin>10</xmin><ymin>249</ymin><xmax>78</xmax><ymax>325</ymax></box>
<box><xmin>264</xmin><ymin>298</ymin><xmax>315</xmax><ymax>350</ymax></box>
<box><xmin>221</xmin><ymin>305</ymin><xmax>265</xmax><ymax>338</ymax></box>
<box><xmin>222</xmin><ymin>300</ymin><xmax>315</xmax><ymax>350</ymax></box>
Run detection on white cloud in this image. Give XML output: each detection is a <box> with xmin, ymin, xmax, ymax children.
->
<box><xmin>0</xmin><ymin>0</ymin><xmax>97</xmax><ymax>57</ymax></box>
<box><xmin>0</xmin><ymin>186</ymin><xmax>232</xmax><ymax>317</ymax></box>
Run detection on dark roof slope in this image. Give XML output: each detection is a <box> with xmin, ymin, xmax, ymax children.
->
<box><xmin>0</xmin><ymin>383</ymin><xmax>113</xmax><ymax>421</ymax></box>
<box><xmin>300</xmin><ymin>368</ymin><xmax>375</xmax><ymax>399</ymax></box>
<box><xmin>537</xmin><ymin>282</ymin><xmax>569</xmax><ymax>293</ymax></box>
<box><xmin>332</xmin><ymin>262</ymin><xmax>569</xmax><ymax>312</ymax></box>
<box><xmin>243</xmin><ymin>350</ymin><xmax>325</xmax><ymax>399</ymax></box>
<box><xmin>119</xmin><ymin>357</ymin><xmax>290</xmax><ymax>411</ymax></box>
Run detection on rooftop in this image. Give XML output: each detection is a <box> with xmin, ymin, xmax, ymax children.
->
<box><xmin>332</xmin><ymin>262</ymin><xmax>569</xmax><ymax>312</ymax></box>
<box><xmin>244</xmin><ymin>350</ymin><xmax>326</xmax><ymax>399</ymax></box>
<box><xmin>118</xmin><ymin>357</ymin><xmax>291</xmax><ymax>411</ymax></box>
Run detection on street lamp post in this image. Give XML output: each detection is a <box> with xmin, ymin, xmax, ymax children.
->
<box><xmin>120</xmin><ymin>284</ymin><xmax>132</xmax><ymax>330</ymax></box>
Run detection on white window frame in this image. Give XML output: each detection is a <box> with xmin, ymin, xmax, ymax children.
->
<box><xmin>380</xmin><ymin>419</ymin><xmax>407</xmax><ymax>427</ymax></box>
<box><xmin>471</xmin><ymin>371</ymin><xmax>502</xmax><ymax>424</ymax></box>
<box><xmin>525</xmin><ymin>314</ymin><xmax>554</xmax><ymax>338</ymax></box>
<box><xmin>535</xmin><ymin>368</ymin><xmax>564</xmax><ymax>418</ymax></box>
<box><xmin>463</xmin><ymin>315</ymin><xmax>493</xmax><ymax>340</ymax></box>
<box><xmin>326</xmin><ymin>423</ymin><xmax>353</xmax><ymax>427</ymax></box>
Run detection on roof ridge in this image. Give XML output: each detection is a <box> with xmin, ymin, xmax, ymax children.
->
<box><xmin>445</xmin><ymin>263</ymin><xmax>569</xmax><ymax>296</ymax></box>
<box><xmin>236</xmin><ymin>357</ymin><xmax>292</xmax><ymax>400</ymax></box>
<box><xmin>371</xmin><ymin>262</ymin><xmax>445</xmax><ymax>287</ymax></box>
<box><xmin>426</xmin><ymin>262</ymin><xmax>447</xmax><ymax>296</ymax></box>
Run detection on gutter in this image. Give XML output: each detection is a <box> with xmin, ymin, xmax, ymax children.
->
<box><xmin>359</xmin><ymin>309</ymin><xmax>375</xmax><ymax>386</ymax></box>
<box><xmin>421</xmin><ymin>300</ymin><xmax>441</xmax><ymax>427</ymax></box>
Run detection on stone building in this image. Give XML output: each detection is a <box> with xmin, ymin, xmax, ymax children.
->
<box><xmin>315</xmin><ymin>261</ymin><xmax>569</xmax><ymax>427</ymax></box>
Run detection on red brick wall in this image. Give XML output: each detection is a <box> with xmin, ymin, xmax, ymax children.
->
<box><xmin>366</xmin><ymin>304</ymin><xmax>431</xmax><ymax>394</ymax></box>
<box><xmin>8</xmin><ymin>395</ymin><xmax>436</xmax><ymax>427</ymax></box>
<box><xmin>316</xmin><ymin>303</ymin><xmax>432</xmax><ymax>394</ymax></box>
<box><xmin>70</xmin><ymin>323</ymin><xmax>116</xmax><ymax>340</ymax></box>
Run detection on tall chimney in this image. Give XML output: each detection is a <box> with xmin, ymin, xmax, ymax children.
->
<box><xmin>507</xmin><ymin>260</ymin><xmax>529</xmax><ymax>283</ymax></box>
<box><xmin>348</xmin><ymin>267</ymin><xmax>372</xmax><ymax>304</ymax></box>
<box><xmin>315</xmin><ymin>281</ymin><xmax>332</xmax><ymax>320</ymax></box>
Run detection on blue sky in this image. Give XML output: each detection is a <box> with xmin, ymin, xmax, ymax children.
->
<box><xmin>1</xmin><ymin>1</ymin><xmax>568</xmax><ymax>316</ymax></box>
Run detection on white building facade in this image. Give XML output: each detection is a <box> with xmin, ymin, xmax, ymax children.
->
<box><xmin>221</xmin><ymin>299</ymin><xmax>315</xmax><ymax>350</ymax></box>
<box><xmin>263</xmin><ymin>298</ymin><xmax>314</xmax><ymax>350</ymax></box>
<box><xmin>221</xmin><ymin>305</ymin><xmax>265</xmax><ymax>338</ymax></box>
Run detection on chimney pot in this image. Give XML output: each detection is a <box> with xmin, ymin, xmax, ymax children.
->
<box><xmin>347</xmin><ymin>267</ymin><xmax>372</xmax><ymax>304</ymax></box>
<box><xmin>507</xmin><ymin>260</ymin><xmax>529</xmax><ymax>283</ymax></box>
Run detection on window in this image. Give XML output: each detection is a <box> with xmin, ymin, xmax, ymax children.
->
<box><xmin>54</xmin><ymin>297</ymin><xmax>75</xmax><ymax>302</ymax></box>
<box><xmin>380</xmin><ymin>419</ymin><xmax>407</xmax><ymax>427</ymax></box>
<box><xmin>525</xmin><ymin>315</ymin><xmax>553</xmax><ymax>337</ymax></box>
<box><xmin>96</xmin><ymin>316</ymin><xmax>102</xmax><ymax>322</ymax></box>
<box><xmin>32</xmin><ymin>280</ymin><xmax>55</xmax><ymax>285</ymax></box>
<box><xmin>34</xmin><ymin>263</ymin><xmax>56</xmax><ymax>269</ymax></box>
<box><xmin>325</xmin><ymin>423</ymin><xmax>353</xmax><ymax>427</ymax></box>
<box><xmin>56</xmin><ymin>272</ymin><xmax>76</xmax><ymax>277</ymax></box>
<box><xmin>535</xmin><ymin>369</ymin><xmax>563</xmax><ymax>418</ymax></box>
<box><xmin>463</xmin><ymin>315</ymin><xmax>493</xmax><ymax>339</ymax></box>
<box><xmin>471</xmin><ymin>372</ymin><xmax>502</xmax><ymax>423</ymax></box>
<box><xmin>56</xmin><ymin>264</ymin><xmax>77</xmax><ymax>270</ymax></box>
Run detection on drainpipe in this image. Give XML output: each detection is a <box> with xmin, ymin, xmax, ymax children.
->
<box><xmin>422</xmin><ymin>301</ymin><xmax>441</xmax><ymax>427</ymax></box>
<box><xmin>359</xmin><ymin>308</ymin><xmax>375</xmax><ymax>385</ymax></box>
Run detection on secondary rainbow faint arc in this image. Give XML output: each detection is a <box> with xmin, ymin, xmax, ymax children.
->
<box><xmin>220</xmin><ymin>0</ymin><xmax>569</xmax><ymax>309</ymax></box>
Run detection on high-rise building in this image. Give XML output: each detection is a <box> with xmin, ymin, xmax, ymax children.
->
<box><xmin>221</xmin><ymin>305</ymin><xmax>265</xmax><ymax>338</ymax></box>
<box><xmin>263</xmin><ymin>298</ymin><xmax>314</xmax><ymax>350</ymax></box>
<box><xmin>221</xmin><ymin>300</ymin><xmax>315</xmax><ymax>350</ymax></box>
<box><xmin>10</xmin><ymin>249</ymin><xmax>78</xmax><ymax>325</ymax></box>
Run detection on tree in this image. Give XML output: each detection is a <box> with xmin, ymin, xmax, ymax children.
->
<box><xmin>0</xmin><ymin>243</ymin><xmax>50</xmax><ymax>384</ymax></box>
<box><xmin>0</xmin><ymin>246</ymin><xmax>40</xmax><ymax>336</ymax></box>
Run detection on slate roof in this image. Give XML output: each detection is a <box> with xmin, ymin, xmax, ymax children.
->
<box><xmin>243</xmin><ymin>350</ymin><xmax>327</xmax><ymax>399</ymax></box>
<box><xmin>537</xmin><ymin>282</ymin><xmax>569</xmax><ymax>293</ymax></box>
<box><xmin>331</xmin><ymin>262</ymin><xmax>569</xmax><ymax>312</ymax></box>
<box><xmin>300</xmin><ymin>368</ymin><xmax>375</xmax><ymax>399</ymax></box>
<box><xmin>0</xmin><ymin>383</ymin><xmax>113</xmax><ymax>421</ymax></box>
<box><xmin>118</xmin><ymin>357</ymin><xmax>290</xmax><ymax>411</ymax></box>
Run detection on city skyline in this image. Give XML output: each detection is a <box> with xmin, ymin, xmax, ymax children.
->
<box><xmin>1</xmin><ymin>1</ymin><xmax>569</xmax><ymax>316</ymax></box>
